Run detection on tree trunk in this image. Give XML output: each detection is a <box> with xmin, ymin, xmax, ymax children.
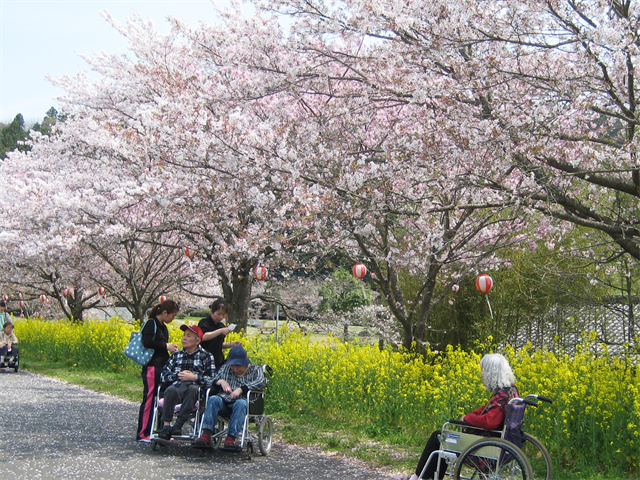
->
<box><xmin>67</xmin><ymin>289</ymin><xmax>86</xmax><ymax>323</ymax></box>
<box><xmin>219</xmin><ymin>260</ymin><xmax>254</xmax><ymax>333</ymax></box>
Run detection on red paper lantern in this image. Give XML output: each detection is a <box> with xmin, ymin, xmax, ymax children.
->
<box><xmin>185</xmin><ymin>246</ymin><xmax>196</xmax><ymax>259</ymax></box>
<box><xmin>353</xmin><ymin>263</ymin><xmax>367</xmax><ymax>279</ymax></box>
<box><xmin>98</xmin><ymin>286</ymin><xmax>106</xmax><ymax>296</ymax></box>
<box><xmin>158</xmin><ymin>295</ymin><xmax>167</xmax><ymax>303</ymax></box>
<box><xmin>475</xmin><ymin>274</ymin><xmax>493</xmax><ymax>294</ymax></box>
<box><xmin>254</xmin><ymin>265</ymin><xmax>268</xmax><ymax>281</ymax></box>
<box><xmin>39</xmin><ymin>294</ymin><xmax>47</xmax><ymax>302</ymax></box>
<box><xmin>62</xmin><ymin>288</ymin><xmax>71</xmax><ymax>297</ymax></box>
<box><xmin>18</xmin><ymin>300</ymin><xmax>25</xmax><ymax>308</ymax></box>
<box><xmin>2</xmin><ymin>295</ymin><xmax>7</xmax><ymax>301</ymax></box>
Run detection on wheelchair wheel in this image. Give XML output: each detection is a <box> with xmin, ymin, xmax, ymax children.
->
<box><xmin>454</xmin><ymin>437</ymin><xmax>533</xmax><ymax>480</ymax></box>
<box><xmin>258</xmin><ymin>416</ymin><xmax>273</xmax><ymax>456</ymax></box>
<box><xmin>520</xmin><ymin>433</ymin><xmax>552</xmax><ymax>480</ymax></box>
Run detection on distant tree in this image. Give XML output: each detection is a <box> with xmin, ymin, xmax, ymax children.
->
<box><xmin>0</xmin><ymin>114</ymin><xmax>29</xmax><ymax>158</ymax></box>
<box><xmin>318</xmin><ymin>268</ymin><xmax>372</xmax><ymax>313</ymax></box>
<box><xmin>31</xmin><ymin>107</ymin><xmax>61</xmax><ymax>137</ymax></box>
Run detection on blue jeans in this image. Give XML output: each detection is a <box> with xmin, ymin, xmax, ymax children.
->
<box><xmin>202</xmin><ymin>396</ymin><xmax>247</xmax><ymax>438</ymax></box>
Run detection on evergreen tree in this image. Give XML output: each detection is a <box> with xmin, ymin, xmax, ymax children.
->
<box><xmin>31</xmin><ymin>107</ymin><xmax>61</xmax><ymax>137</ymax></box>
<box><xmin>0</xmin><ymin>114</ymin><xmax>29</xmax><ymax>159</ymax></box>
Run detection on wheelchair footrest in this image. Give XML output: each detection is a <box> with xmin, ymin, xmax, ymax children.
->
<box><xmin>220</xmin><ymin>444</ymin><xmax>242</xmax><ymax>451</ymax></box>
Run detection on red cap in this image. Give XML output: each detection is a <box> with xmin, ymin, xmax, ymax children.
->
<box><xmin>180</xmin><ymin>324</ymin><xmax>203</xmax><ymax>341</ymax></box>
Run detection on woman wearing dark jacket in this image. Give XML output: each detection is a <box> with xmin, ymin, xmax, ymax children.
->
<box><xmin>135</xmin><ymin>300</ymin><xmax>180</xmax><ymax>442</ymax></box>
<box><xmin>198</xmin><ymin>298</ymin><xmax>241</xmax><ymax>370</ymax></box>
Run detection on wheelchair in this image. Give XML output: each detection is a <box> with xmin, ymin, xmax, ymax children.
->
<box><xmin>422</xmin><ymin>394</ymin><xmax>553</xmax><ymax>480</ymax></box>
<box><xmin>200</xmin><ymin>364</ymin><xmax>274</xmax><ymax>460</ymax></box>
<box><xmin>149</xmin><ymin>384</ymin><xmax>207</xmax><ymax>451</ymax></box>
<box><xmin>0</xmin><ymin>346</ymin><xmax>19</xmax><ymax>372</ymax></box>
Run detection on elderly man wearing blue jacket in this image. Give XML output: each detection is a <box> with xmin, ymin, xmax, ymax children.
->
<box><xmin>194</xmin><ymin>345</ymin><xmax>266</xmax><ymax>447</ymax></box>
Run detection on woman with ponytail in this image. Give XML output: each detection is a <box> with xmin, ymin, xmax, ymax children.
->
<box><xmin>136</xmin><ymin>300</ymin><xmax>180</xmax><ymax>442</ymax></box>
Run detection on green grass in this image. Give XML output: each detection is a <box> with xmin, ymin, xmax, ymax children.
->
<box><xmin>17</xmin><ymin>353</ymin><xmax>633</xmax><ymax>480</ymax></box>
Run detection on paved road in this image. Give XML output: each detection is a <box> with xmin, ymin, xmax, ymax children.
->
<box><xmin>0</xmin><ymin>370</ymin><xmax>393</xmax><ymax>479</ymax></box>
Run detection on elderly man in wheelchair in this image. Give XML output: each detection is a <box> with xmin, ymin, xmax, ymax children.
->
<box><xmin>395</xmin><ymin>353</ymin><xmax>553</xmax><ymax>480</ymax></box>
<box><xmin>194</xmin><ymin>345</ymin><xmax>267</xmax><ymax>449</ymax></box>
<box><xmin>156</xmin><ymin>325</ymin><xmax>215</xmax><ymax>441</ymax></box>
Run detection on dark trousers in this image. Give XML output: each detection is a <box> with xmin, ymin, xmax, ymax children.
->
<box><xmin>415</xmin><ymin>430</ymin><xmax>447</xmax><ymax>479</ymax></box>
<box><xmin>137</xmin><ymin>366</ymin><xmax>161</xmax><ymax>440</ymax></box>
<box><xmin>162</xmin><ymin>383</ymin><xmax>199</xmax><ymax>428</ymax></box>
<box><xmin>0</xmin><ymin>345</ymin><xmax>18</xmax><ymax>357</ymax></box>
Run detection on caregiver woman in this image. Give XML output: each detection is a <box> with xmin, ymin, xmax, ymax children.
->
<box><xmin>136</xmin><ymin>300</ymin><xmax>180</xmax><ymax>442</ymax></box>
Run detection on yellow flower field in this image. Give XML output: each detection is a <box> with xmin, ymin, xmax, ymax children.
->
<box><xmin>14</xmin><ymin>318</ymin><xmax>640</xmax><ymax>476</ymax></box>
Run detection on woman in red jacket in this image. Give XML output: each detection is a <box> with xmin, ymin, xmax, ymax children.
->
<box><xmin>395</xmin><ymin>353</ymin><xmax>519</xmax><ymax>480</ymax></box>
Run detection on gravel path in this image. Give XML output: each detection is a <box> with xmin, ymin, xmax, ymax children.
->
<box><xmin>0</xmin><ymin>370</ymin><xmax>394</xmax><ymax>479</ymax></box>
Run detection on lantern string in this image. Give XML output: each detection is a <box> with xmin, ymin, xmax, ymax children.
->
<box><xmin>485</xmin><ymin>295</ymin><xmax>494</xmax><ymax>320</ymax></box>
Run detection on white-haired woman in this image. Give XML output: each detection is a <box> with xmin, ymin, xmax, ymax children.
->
<box><xmin>395</xmin><ymin>353</ymin><xmax>519</xmax><ymax>480</ymax></box>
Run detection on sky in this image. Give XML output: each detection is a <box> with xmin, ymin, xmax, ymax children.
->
<box><xmin>0</xmin><ymin>0</ymin><xmax>236</xmax><ymax>124</ymax></box>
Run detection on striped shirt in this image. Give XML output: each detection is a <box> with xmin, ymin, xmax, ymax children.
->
<box><xmin>212</xmin><ymin>364</ymin><xmax>266</xmax><ymax>402</ymax></box>
<box><xmin>161</xmin><ymin>346</ymin><xmax>215</xmax><ymax>387</ymax></box>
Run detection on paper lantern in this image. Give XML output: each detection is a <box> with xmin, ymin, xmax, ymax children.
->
<box><xmin>62</xmin><ymin>288</ymin><xmax>71</xmax><ymax>297</ymax></box>
<box><xmin>39</xmin><ymin>294</ymin><xmax>47</xmax><ymax>302</ymax></box>
<box><xmin>18</xmin><ymin>300</ymin><xmax>25</xmax><ymax>308</ymax></box>
<box><xmin>254</xmin><ymin>265</ymin><xmax>268</xmax><ymax>281</ymax></box>
<box><xmin>475</xmin><ymin>274</ymin><xmax>493</xmax><ymax>294</ymax></box>
<box><xmin>352</xmin><ymin>263</ymin><xmax>367</xmax><ymax>279</ymax></box>
<box><xmin>185</xmin><ymin>246</ymin><xmax>196</xmax><ymax>259</ymax></box>
<box><xmin>2</xmin><ymin>295</ymin><xmax>7</xmax><ymax>301</ymax></box>
<box><xmin>158</xmin><ymin>295</ymin><xmax>167</xmax><ymax>303</ymax></box>
<box><xmin>98</xmin><ymin>286</ymin><xmax>106</xmax><ymax>296</ymax></box>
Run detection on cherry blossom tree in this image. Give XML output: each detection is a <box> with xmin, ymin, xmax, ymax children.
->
<box><xmin>8</xmin><ymin>0</ymin><xmax>631</xmax><ymax>348</ymax></box>
<box><xmin>258</xmin><ymin>0</ymin><xmax>640</xmax><ymax>259</ymax></box>
<box><xmin>0</xmin><ymin>12</ymin><xmax>319</xmax><ymax>330</ymax></box>
<box><xmin>8</xmin><ymin>7</ymin><xmax>529</xmax><ymax>345</ymax></box>
<box><xmin>0</xmin><ymin>124</ymin><xmax>195</xmax><ymax>322</ymax></box>
<box><xmin>173</xmin><ymin>6</ymin><xmax>535</xmax><ymax>348</ymax></box>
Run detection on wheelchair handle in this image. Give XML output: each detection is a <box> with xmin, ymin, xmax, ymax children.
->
<box><xmin>524</xmin><ymin>394</ymin><xmax>553</xmax><ymax>405</ymax></box>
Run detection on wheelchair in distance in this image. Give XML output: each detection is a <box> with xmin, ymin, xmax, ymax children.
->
<box><xmin>0</xmin><ymin>349</ymin><xmax>19</xmax><ymax>372</ymax></box>
<box><xmin>422</xmin><ymin>393</ymin><xmax>553</xmax><ymax>480</ymax></box>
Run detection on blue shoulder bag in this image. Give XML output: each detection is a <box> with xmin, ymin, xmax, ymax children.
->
<box><xmin>124</xmin><ymin>319</ymin><xmax>157</xmax><ymax>366</ymax></box>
